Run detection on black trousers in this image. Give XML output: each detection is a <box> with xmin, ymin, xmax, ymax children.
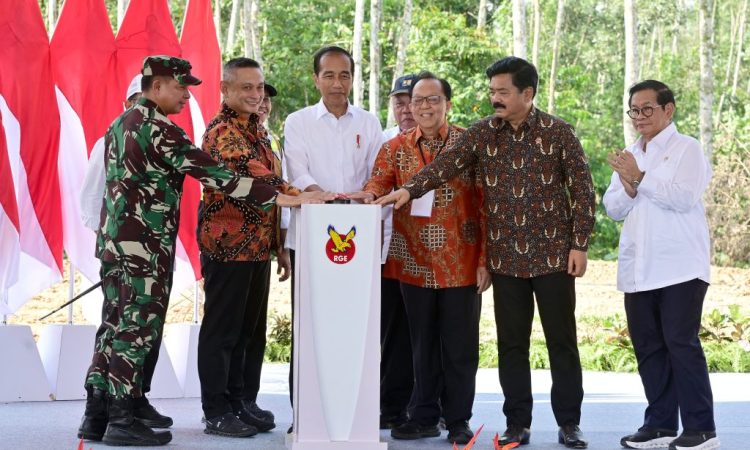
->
<box><xmin>400</xmin><ymin>282</ymin><xmax>481</xmax><ymax>426</ymax></box>
<box><xmin>492</xmin><ymin>271</ymin><xmax>583</xmax><ymax>428</ymax></box>
<box><xmin>380</xmin><ymin>276</ymin><xmax>414</xmax><ymax>418</ymax></box>
<box><xmin>625</xmin><ymin>278</ymin><xmax>715</xmax><ymax>432</ymax></box>
<box><xmin>198</xmin><ymin>258</ymin><xmax>271</xmax><ymax>419</ymax></box>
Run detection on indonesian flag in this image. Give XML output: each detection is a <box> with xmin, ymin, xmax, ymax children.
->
<box><xmin>0</xmin><ymin>0</ymin><xmax>64</xmax><ymax>314</ymax></box>
<box><xmin>116</xmin><ymin>0</ymin><xmax>201</xmax><ymax>289</ymax></box>
<box><xmin>0</xmin><ymin>116</ymin><xmax>20</xmax><ymax>314</ymax></box>
<box><xmin>50</xmin><ymin>0</ymin><xmax>119</xmax><ymax>285</ymax></box>
<box><xmin>179</xmin><ymin>0</ymin><xmax>222</xmax><ymax>280</ymax></box>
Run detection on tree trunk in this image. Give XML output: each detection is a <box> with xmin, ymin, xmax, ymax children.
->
<box><xmin>700</xmin><ymin>0</ymin><xmax>715</xmax><ymax>160</ymax></box>
<box><xmin>531</xmin><ymin>0</ymin><xmax>541</xmax><ymax>65</ymax></box>
<box><xmin>477</xmin><ymin>0</ymin><xmax>488</xmax><ymax>30</ymax></box>
<box><xmin>227</xmin><ymin>0</ymin><xmax>240</xmax><ymax>52</ymax></box>
<box><xmin>117</xmin><ymin>0</ymin><xmax>127</xmax><ymax>28</ymax></box>
<box><xmin>623</xmin><ymin>0</ymin><xmax>639</xmax><ymax>145</ymax></box>
<box><xmin>732</xmin><ymin>0</ymin><xmax>748</xmax><ymax>97</ymax></box>
<box><xmin>214</xmin><ymin>0</ymin><xmax>223</xmax><ymax>53</ymax></box>
<box><xmin>369</xmin><ymin>0</ymin><xmax>382</xmax><ymax>114</ymax></box>
<box><xmin>250</xmin><ymin>0</ymin><xmax>262</xmax><ymax>65</ymax></box>
<box><xmin>512</xmin><ymin>0</ymin><xmax>527</xmax><ymax>58</ymax></box>
<box><xmin>387</xmin><ymin>0</ymin><xmax>413</xmax><ymax>127</ymax></box>
<box><xmin>352</xmin><ymin>0</ymin><xmax>366</xmax><ymax>107</ymax></box>
<box><xmin>547</xmin><ymin>0</ymin><xmax>564</xmax><ymax>115</ymax></box>
<box><xmin>47</xmin><ymin>0</ymin><xmax>57</xmax><ymax>34</ymax></box>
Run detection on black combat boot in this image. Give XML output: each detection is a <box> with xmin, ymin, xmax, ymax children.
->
<box><xmin>102</xmin><ymin>396</ymin><xmax>172</xmax><ymax>446</ymax></box>
<box><xmin>77</xmin><ymin>386</ymin><xmax>108</xmax><ymax>441</ymax></box>
<box><xmin>133</xmin><ymin>395</ymin><xmax>173</xmax><ymax>428</ymax></box>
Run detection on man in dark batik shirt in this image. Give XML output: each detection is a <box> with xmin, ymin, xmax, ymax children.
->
<box><xmin>79</xmin><ymin>55</ymin><xmax>315</xmax><ymax>447</ymax></box>
<box><xmin>377</xmin><ymin>57</ymin><xmax>595</xmax><ymax>450</ymax></box>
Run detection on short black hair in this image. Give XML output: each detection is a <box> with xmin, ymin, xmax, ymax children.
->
<box><xmin>313</xmin><ymin>46</ymin><xmax>354</xmax><ymax>75</ymax></box>
<box><xmin>485</xmin><ymin>56</ymin><xmax>538</xmax><ymax>98</ymax></box>
<box><xmin>141</xmin><ymin>75</ymin><xmax>172</xmax><ymax>92</ymax></box>
<box><xmin>628</xmin><ymin>79</ymin><xmax>675</xmax><ymax>107</ymax></box>
<box><xmin>223</xmin><ymin>57</ymin><xmax>262</xmax><ymax>81</ymax></box>
<box><xmin>410</xmin><ymin>71</ymin><xmax>452</xmax><ymax>101</ymax></box>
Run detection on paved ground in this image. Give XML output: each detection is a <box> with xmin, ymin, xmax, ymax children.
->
<box><xmin>1</xmin><ymin>365</ymin><xmax>747</xmax><ymax>449</ymax></box>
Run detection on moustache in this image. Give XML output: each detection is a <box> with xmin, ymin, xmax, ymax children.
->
<box><xmin>492</xmin><ymin>102</ymin><xmax>506</xmax><ymax>110</ymax></box>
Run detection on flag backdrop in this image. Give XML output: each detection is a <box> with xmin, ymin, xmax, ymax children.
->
<box><xmin>0</xmin><ymin>0</ymin><xmax>63</xmax><ymax>314</ymax></box>
<box><xmin>0</xmin><ymin>0</ymin><xmax>220</xmax><ymax>315</ymax></box>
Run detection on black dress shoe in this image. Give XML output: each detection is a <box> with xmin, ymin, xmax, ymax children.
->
<box><xmin>379</xmin><ymin>413</ymin><xmax>407</xmax><ymax>430</ymax></box>
<box><xmin>499</xmin><ymin>423</ymin><xmax>531</xmax><ymax>446</ymax></box>
<box><xmin>77</xmin><ymin>387</ymin><xmax>108</xmax><ymax>441</ymax></box>
<box><xmin>391</xmin><ymin>421</ymin><xmax>441</xmax><ymax>440</ymax></box>
<box><xmin>559</xmin><ymin>424</ymin><xmax>588</xmax><ymax>449</ymax></box>
<box><xmin>447</xmin><ymin>420</ymin><xmax>474</xmax><ymax>445</ymax></box>
<box><xmin>133</xmin><ymin>396</ymin><xmax>173</xmax><ymax>428</ymax></box>
<box><xmin>234</xmin><ymin>403</ymin><xmax>275</xmax><ymax>432</ymax></box>
<box><xmin>103</xmin><ymin>396</ymin><xmax>172</xmax><ymax>446</ymax></box>
<box><xmin>204</xmin><ymin>412</ymin><xmax>258</xmax><ymax>437</ymax></box>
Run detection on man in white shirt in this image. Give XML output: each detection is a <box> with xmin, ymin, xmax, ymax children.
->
<box><xmin>78</xmin><ymin>74</ymin><xmax>174</xmax><ymax>434</ymax></box>
<box><xmin>379</xmin><ymin>73</ymin><xmax>417</xmax><ymax>430</ymax></box>
<box><xmin>282</xmin><ymin>45</ymin><xmax>383</xmax><ymax>414</ymax></box>
<box><xmin>603</xmin><ymin>80</ymin><xmax>718</xmax><ymax>450</ymax></box>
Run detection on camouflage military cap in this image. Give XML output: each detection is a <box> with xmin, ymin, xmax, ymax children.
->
<box><xmin>142</xmin><ymin>55</ymin><xmax>202</xmax><ymax>86</ymax></box>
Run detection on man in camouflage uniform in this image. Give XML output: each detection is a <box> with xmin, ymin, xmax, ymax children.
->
<box><xmin>78</xmin><ymin>56</ymin><xmax>312</xmax><ymax>447</ymax></box>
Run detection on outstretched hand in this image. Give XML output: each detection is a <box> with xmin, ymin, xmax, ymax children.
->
<box><xmin>275</xmin><ymin>191</ymin><xmax>335</xmax><ymax>207</ymax></box>
<box><xmin>345</xmin><ymin>191</ymin><xmax>376</xmax><ymax>203</ymax></box>
<box><xmin>373</xmin><ymin>188</ymin><xmax>411</xmax><ymax>209</ymax></box>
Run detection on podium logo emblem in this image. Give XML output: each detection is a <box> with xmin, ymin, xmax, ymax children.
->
<box><xmin>325</xmin><ymin>225</ymin><xmax>356</xmax><ymax>264</ymax></box>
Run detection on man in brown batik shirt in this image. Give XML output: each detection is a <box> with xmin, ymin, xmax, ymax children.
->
<box><xmin>376</xmin><ymin>56</ymin><xmax>595</xmax><ymax>450</ymax></box>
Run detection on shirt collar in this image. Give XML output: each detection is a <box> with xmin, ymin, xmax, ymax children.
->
<box><xmin>414</xmin><ymin>121</ymin><xmax>449</xmax><ymax>142</ymax></box>
<box><xmin>314</xmin><ymin>98</ymin><xmax>354</xmax><ymax>119</ymax></box>
<box><xmin>634</xmin><ymin>122</ymin><xmax>677</xmax><ymax>153</ymax></box>
<box><xmin>494</xmin><ymin>106</ymin><xmax>538</xmax><ymax>131</ymax></box>
<box><xmin>137</xmin><ymin>97</ymin><xmax>164</xmax><ymax>116</ymax></box>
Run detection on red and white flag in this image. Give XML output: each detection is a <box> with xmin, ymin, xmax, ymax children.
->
<box><xmin>180</xmin><ymin>0</ymin><xmax>223</xmax><ymax>280</ymax></box>
<box><xmin>50</xmin><ymin>0</ymin><xmax>119</xmax><ymax>285</ymax></box>
<box><xmin>0</xmin><ymin>0</ymin><xmax>63</xmax><ymax>313</ymax></box>
<box><xmin>0</xmin><ymin>116</ymin><xmax>20</xmax><ymax>314</ymax></box>
<box><xmin>116</xmin><ymin>0</ymin><xmax>202</xmax><ymax>289</ymax></box>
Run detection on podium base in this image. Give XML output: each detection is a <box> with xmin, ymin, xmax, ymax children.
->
<box><xmin>0</xmin><ymin>325</ymin><xmax>51</xmax><ymax>402</ymax></box>
<box><xmin>163</xmin><ymin>323</ymin><xmax>201</xmax><ymax>397</ymax></box>
<box><xmin>37</xmin><ymin>324</ymin><xmax>96</xmax><ymax>400</ymax></box>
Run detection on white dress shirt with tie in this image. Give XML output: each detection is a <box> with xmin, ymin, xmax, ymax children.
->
<box><xmin>283</xmin><ymin>99</ymin><xmax>383</xmax><ymax>250</ymax></box>
<box><xmin>603</xmin><ymin>122</ymin><xmax>712</xmax><ymax>293</ymax></box>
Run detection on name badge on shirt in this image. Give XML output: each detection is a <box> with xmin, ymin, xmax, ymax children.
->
<box><xmin>410</xmin><ymin>190</ymin><xmax>434</xmax><ymax>217</ymax></box>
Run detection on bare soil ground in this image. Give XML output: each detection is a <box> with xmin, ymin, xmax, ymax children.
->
<box><xmin>8</xmin><ymin>260</ymin><xmax>750</xmax><ymax>342</ymax></box>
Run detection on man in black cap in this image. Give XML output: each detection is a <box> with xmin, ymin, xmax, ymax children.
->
<box><xmin>383</xmin><ymin>73</ymin><xmax>417</xmax><ymax>139</ymax></box>
<box><xmin>79</xmin><ymin>55</ymin><xmax>323</xmax><ymax>447</ymax></box>
<box><xmin>378</xmin><ymin>73</ymin><xmax>417</xmax><ymax>431</ymax></box>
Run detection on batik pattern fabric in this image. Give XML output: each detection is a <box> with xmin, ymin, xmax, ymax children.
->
<box><xmin>199</xmin><ymin>104</ymin><xmax>300</xmax><ymax>262</ymax></box>
<box><xmin>364</xmin><ymin>123</ymin><xmax>485</xmax><ymax>289</ymax></box>
<box><xmin>403</xmin><ymin>108</ymin><xmax>596</xmax><ymax>279</ymax></box>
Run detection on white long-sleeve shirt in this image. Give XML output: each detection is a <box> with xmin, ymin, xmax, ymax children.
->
<box><xmin>79</xmin><ymin>137</ymin><xmax>106</xmax><ymax>230</ymax></box>
<box><xmin>283</xmin><ymin>99</ymin><xmax>383</xmax><ymax>250</ymax></box>
<box><xmin>603</xmin><ymin>122</ymin><xmax>712</xmax><ymax>293</ymax></box>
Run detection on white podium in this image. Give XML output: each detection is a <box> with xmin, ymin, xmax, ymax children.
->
<box><xmin>289</xmin><ymin>204</ymin><xmax>386</xmax><ymax>450</ymax></box>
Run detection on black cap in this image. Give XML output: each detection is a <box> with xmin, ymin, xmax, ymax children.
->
<box><xmin>389</xmin><ymin>74</ymin><xmax>416</xmax><ymax>96</ymax></box>
<box><xmin>264</xmin><ymin>83</ymin><xmax>278</xmax><ymax>97</ymax></box>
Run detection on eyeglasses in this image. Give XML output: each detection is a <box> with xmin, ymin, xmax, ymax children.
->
<box><xmin>626</xmin><ymin>104</ymin><xmax>664</xmax><ymax>119</ymax></box>
<box><xmin>410</xmin><ymin>95</ymin><xmax>445</xmax><ymax>107</ymax></box>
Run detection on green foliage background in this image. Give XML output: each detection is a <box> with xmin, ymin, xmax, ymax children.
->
<box><xmin>38</xmin><ymin>0</ymin><xmax>750</xmax><ymax>265</ymax></box>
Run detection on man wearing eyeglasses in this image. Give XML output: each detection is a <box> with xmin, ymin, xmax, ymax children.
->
<box><xmin>604</xmin><ymin>80</ymin><xmax>718</xmax><ymax>450</ymax></box>
<box><xmin>374</xmin><ymin>57</ymin><xmax>595</xmax><ymax>449</ymax></box>
<box><xmin>351</xmin><ymin>71</ymin><xmax>488</xmax><ymax>446</ymax></box>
